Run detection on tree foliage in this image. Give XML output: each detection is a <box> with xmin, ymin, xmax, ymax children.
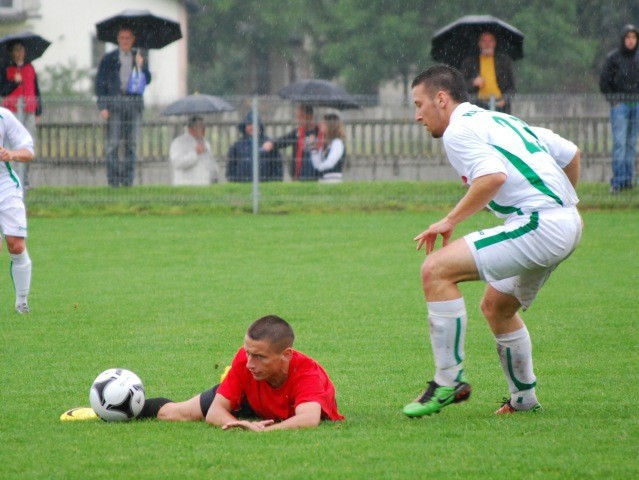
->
<box><xmin>188</xmin><ymin>0</ymin><xmax>639</xmax><ymax>96</ymax></box>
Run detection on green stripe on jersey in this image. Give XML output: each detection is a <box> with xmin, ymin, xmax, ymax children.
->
<box><xmin>474</xmin><ymin>212</ymin><xmax>539</xmax><ymax>250</ymax></box>
<box><xmin>491</xmin><ymin>144</ymin><xmax>564</xmax><ymax>206</ymax></box>
<box><xmin>488</xmin><ymin>201</ymin><xmax>523</xmax><ymax>216</ymax></box>
<box><xmin>4</xmin><ymin>161</ymin><xmax>20</xmax><ymax>188</ymax></box>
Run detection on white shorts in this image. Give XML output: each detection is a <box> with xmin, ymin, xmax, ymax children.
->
<box><xmin>464</xmin><ymin>206</ymin><xmax>582</xmax><ymax>309</ymax></box>
<box><xmin>0</xmin><ymin>194</ymin><xmax>28</xmax><ymax>238</ymax></box>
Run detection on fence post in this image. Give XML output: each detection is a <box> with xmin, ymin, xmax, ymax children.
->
<box><xmin>251</xmin><ymin>96</ymin><xmax>260</xmax><ymax>214</ymax></box>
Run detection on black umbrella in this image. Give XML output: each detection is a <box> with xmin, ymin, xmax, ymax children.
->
<box><xmin>431</xmin><ymin>15</ymin><xmax>524</xmax><ymax>68</ymax></box>
<box><xmin>160</xmin><ymin>94</ymin><xmax>235</xmax><ymax>116</ymax></box>
<box><xmin>96</xmin><ymin>9</ymin><xmax>182</xmax><ymax>49</ymax></box>
<box><xmin>0</xmin><ymin>32</ymin><xmax>51</xmax><ymax>64</ymax></box>
<box><xmin>278</xmin><ymin>79</ymin><xmax>360</xmax><ymax>109</ymax></box>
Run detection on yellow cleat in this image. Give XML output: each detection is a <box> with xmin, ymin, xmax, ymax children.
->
<box><xmin>60</xmin><ymin>407</ymin><xmax>99</xmax><ymax>422</ymax></box>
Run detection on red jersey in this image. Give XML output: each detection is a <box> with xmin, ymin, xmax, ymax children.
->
<box><xmin>216</xmin><ymin>348</ymin><xmax>345</xmax><ymax>422</ymax></box>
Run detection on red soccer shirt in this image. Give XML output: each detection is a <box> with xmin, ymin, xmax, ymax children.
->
<box><xmin>216</xmin><ymin>348</ymin><xmax>345</xmax><ymax>422</ymax></box>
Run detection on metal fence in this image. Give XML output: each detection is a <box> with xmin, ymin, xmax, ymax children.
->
<box><xmin>26</xmin><ymin>94</ymin><xmax>620</xmax><ymax>188</ymax></box>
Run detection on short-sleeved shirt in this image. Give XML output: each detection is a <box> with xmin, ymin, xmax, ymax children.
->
<box><xmin>216</xmin><ymin>348</ymin><xmax>345</xmax><ymax>422</ymax></box>
<box><xmin>443</xmin><ymin>103</ymin><xmax>578</xmax><ymax>219</ymax></box>
<box><xmin>0</xmin><ymin>107</ymin><xmax>34</xmax><ymax>201</ymax></box>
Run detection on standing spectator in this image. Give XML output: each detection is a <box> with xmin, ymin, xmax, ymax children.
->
<box><xmin>226</xmin><ymin>112</ymin><xmax>282</xmax><ymax>182</ymax></box>
<box><xmin>169</xmin><ymin>115</ymin><xmax>218</xmax><ymax>186</ymax></box>
<box><xmin>599</xmin><ymin>24</ymin><xmax>639</xmax><ymax>194</ymax></box>
<box><xmin>460</xmin><ymin>31</ymin><xmax>516</xmax><ymax>113</ymax></box>
<box><xmin>95</xmin><ymin>27</ymin><xmax>151</xmax><ymax>187</ymax></box>
<box><xmin>0</xmin><ymin>107</ymin><xmax>35</xmax><ymax>314</ymax></box>
<box><xmin>0</xmin><ymin>40</ymin><xmax>42</xmax><ymax>189</ymax></box>
<box><xmin>310</xmin><ymin>113</ymin><xmax>346</xmax><ymax>183</ymax></box>
<box><xmin>262</xmin><ymin>104</ymin><xmax>320</xmax><ymax>181</ymax></box>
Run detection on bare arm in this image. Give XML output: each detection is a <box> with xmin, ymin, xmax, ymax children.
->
<box><xmin>205</xmin><ymin>394</ymin><xmax>240</xmax><ymax>426</ymax></box>
<box><xmin>0</xmin><ymin>147</ymin><xmax>34</xmax><ymax>163</ymax></box>
<box><xmin>562</xmin><ymin>148</ymin><xmax>581</xmax><ymax>189</ymax></box>
<box><xmin>414</xmin><ymin>173</ymin><xmax>506</xmax><ymax>254</ymax></box>
<box><xmin>220</xmin><ymin>402</ymin><xmax>323</xmax><ymax>432</ymax></box>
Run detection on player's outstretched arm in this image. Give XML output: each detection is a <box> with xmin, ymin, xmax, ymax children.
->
<box><xmin>415</xmin><ymin>172</ymin><xmax>506</xmax><ymax>254</ymax></box>
<box><xmin>263</xmin><ymin>402</ymin><xmax>322</xmax><ymax>431</ymax></box>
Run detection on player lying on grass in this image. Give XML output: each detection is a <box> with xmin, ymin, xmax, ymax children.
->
<box><xmin>63</xmin><ymin>315</ymin><xmax>345</xmax><ymax>431</ymax></box>
<box><xmin>403</xmin><ymin>65</ymin><xmax>582</xmax><ymax>418</ymax></box>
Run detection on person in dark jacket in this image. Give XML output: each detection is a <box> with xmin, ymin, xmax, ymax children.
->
<box><xmin>95</xmin><ymin>27</ymin><xmax>151</xmax><ymax>187</ymax></box>
<box><xmin>460</xmin><ymin>31</ymin><xmax>516</xmax><ymax>114</ymax></box>
<box><xmin>226</xmin><ymin>112</ymin><xmax>282</xmax><ymax>182</ymax></box>
<box><xmin>0</xmin><ymin>40</ymin><xmax>42</xmax><ymax>189</ymax></box>
<box><xmin>262</xmin><ymin>104</ymin><xmax>320</xmax><ymax>181</ymax></box>
<box><xmin>599</xmin><ymin>24</ymin><xmax>639</xmax><ymax>194</ymax></box>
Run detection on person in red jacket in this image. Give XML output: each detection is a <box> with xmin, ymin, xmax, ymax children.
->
<box><xmin>0</xmin><ymin>40</ymin><xmax>41</xmax><ymax>189</ymax></box>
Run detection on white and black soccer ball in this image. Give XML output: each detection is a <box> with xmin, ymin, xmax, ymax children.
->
<box><xmin>89</xmin><ymin>368</ymin><xmax>145</xmax><ymax>422</ymax></box>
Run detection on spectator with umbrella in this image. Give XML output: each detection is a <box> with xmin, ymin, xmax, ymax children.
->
<box><xmin>263</xmin><ymin>79</ymin><xmax>358</xmax><ymax>181</ymax></box>
<box><xmin>169</xmin><ymin>115</ymin><xmax>218</xmax><ymax>186</ymax></box>
<box><xmin>95</xmin><ymin>9</ymin><xmax>182</xmax><ymax>187</ymax></box>
<box><xmin>431</xmin><ymin>15</ymin><xmax>523</xmax><ymax>114</ymax></box>
<box><xmin>0</xmin><ymin>32</ymin><xmax>49</xmax><ymax>189</ymax></box>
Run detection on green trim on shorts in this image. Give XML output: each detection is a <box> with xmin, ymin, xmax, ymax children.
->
<box><xmin>490</xmin><ymin>144</ymin><xmax>564</xmax><ymax>206</ymax></box>
<box><xmin>474</xmin><ymin>212</ymin><xmax>539</xmax><ymax>250</ymax></box>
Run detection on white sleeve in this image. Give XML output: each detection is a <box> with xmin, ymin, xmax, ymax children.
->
<box><xmin>311</xmin><ymin>138</ymin><xmax>344</xmax><ymax>172</ymax></box>
<box><xmin>2</xmin><ymin>109</ymin><xmax>34</xmax><ymax>153</ymax></box>
<box><xmin>530</xmin><ymin>127</ymin><xmax>578</xmax><ymax>169</ymax></box>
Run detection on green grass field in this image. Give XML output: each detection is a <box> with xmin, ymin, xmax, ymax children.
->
<box><xmin>0</xmin><ymin>189</ymin><xmax>638</xmax><ymax>479</ymax></box>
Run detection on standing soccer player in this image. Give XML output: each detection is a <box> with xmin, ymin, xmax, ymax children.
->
<box><xmin>0</xmin><ymin>106</ymin><xmax>34</xmax><ymax>314</ymax></box>
<box><xmin>403</xmin><ymin>65</ymin><xmax>582</xmax><ymax>417</ymax></box>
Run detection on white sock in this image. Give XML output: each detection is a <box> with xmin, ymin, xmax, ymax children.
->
<box><xmin>10</xmin><ymin>249</ymin><xmax>31</xmax><ymax>306</ymax></box>
<box><xmin>427</xmin><ymin>298</ymin><xmax>467</xmax><ymax>387</ymax></box>
<box><xmin>495</xmin><ymin>326</ymin><xmax>538</xmax><ymax>409</ymax></box>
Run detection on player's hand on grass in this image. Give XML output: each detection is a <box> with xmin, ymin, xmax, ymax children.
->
<box><xmin>414</xmin><ymin>218</ymin><xmax>455</xmax><ymax>253</ymax></box>
<box><xmin>222</xmin><ymin>419</ymin><xmax>275</xmax><ymax>432</ymax></box>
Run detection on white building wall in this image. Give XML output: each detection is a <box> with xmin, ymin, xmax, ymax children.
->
<box><xmin>29</xmin><ymin>0</ymin><xmax>187</xmax><ymax>104</ymax></box>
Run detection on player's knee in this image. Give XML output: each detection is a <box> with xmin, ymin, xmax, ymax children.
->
<box><xmin>421</xmin><ymin>257</ymin><xmax>446</xmax><ymax>287</ymax></box>
<box><xmin>480</xmin><ymin>297</ymin><xmax>496</xmax><ymax>321</ymax></box>
<box><xmin>6</xmin><ymin>237</ymin><xmax>25</xmax><ymax>254</ymax></box>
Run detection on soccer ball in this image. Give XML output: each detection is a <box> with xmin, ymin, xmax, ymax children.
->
<box><xmin>89</xmin><ymin>368</ymin><xmax>145</xmax><ymax>422</ymax></box>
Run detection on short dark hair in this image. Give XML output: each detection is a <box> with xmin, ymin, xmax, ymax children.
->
<box><xmin>246</xmin><ymin>315</ymin><xmax>295</xmax><ymax>352</ymax></box>
<box><xmin>299</xmin><ymin>104</ymin><xmax>314</xmax><ymax>116</ymax></box>
<box><xmin>187</xmin><ymin>115</ymin><xmax>204</xmax><ymax>127</ymax></box>
<box><xmin>411</xmin><ymin>64</ymin><xmax>469</xmax><ymax>103</ymax></box>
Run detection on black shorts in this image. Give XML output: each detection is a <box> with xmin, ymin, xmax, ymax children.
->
<box><xmin>199</xmin><ymin>384</ymin><xmax>258</xmax><ymax>419</ymax></box>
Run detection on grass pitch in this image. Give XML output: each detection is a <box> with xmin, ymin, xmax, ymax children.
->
<box><xmin>0</xmin><ymin>203</ymin><xmax>637</xmax><ymax>479</ymax></box>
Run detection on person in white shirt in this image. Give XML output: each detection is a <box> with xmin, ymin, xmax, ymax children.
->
<box><xmin>169</xmin><ymin>116</ymin><xmax>218</xmax><ymax>186</ymax></box>
<box><xmin>403</xmin><ymin>65</ymin><xmax>582</xmax><ymax>418</ymax></box>
<box><xmin>310</xmin><ymin>113</ymin><xmax>346</xmax><ymax>183</ymax></box>
<box><xmin>0</xmin><ymin>106</ymin><xmax>34</xmax><ymax>314</ymax></box>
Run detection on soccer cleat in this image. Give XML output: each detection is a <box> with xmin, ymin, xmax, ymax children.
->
<box><xmin>403</xmin><ymin>380</ymin><xmax>472</xmax><ymax>418</ymax></box>
<box><xmin>495</xmin><ymin>398</ymin><xmax>544</xmax><ymax>414</ymax></box>
<box><xmin>60</xmin><ymin>407</ymin><xmax>99</xmax><ymax>422</ymax></box>
<box><xmin>15</xmin><ymin>303</ymin><xmax>30</xmax><ymax>314</ymax></box>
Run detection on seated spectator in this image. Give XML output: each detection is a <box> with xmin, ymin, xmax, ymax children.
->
<box><xmin>262</xmin><ymin>104</ymin><xmax>319</xmax><ymax>181</ymax></box>
<box><xmin>169</xmin><ymin>116</ymin><xmax>219</xmax><ymax>186</ymax></box>
<box><xmin>226</xmin><ymin>112</ymin><xmax>283</xmax><ymax>182</ymax></box>
<box><xmin>310</xmin><ymin>113</ymin><xmax>346</xmax><ymax>183</ymax></box>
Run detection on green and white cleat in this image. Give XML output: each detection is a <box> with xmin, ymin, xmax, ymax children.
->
<box><xmin>403</xmin><ymin>380</ymin><xmax>472</xmax><ymax>418</ymax></box>
<box><xmin>495</xmin><ymin>398</ymin><xmax>544</xmax><ymax>414</ymax></box>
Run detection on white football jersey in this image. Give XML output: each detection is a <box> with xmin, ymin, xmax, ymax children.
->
<box><xmin>443</xmin><ymin>103</ymin><xmax>578</xmax><ymax>218</ymax></box>
<box><xmin>0</xmin><ymin>107</ymin><xmax>34</xmax><ymax>200</ymax></box>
